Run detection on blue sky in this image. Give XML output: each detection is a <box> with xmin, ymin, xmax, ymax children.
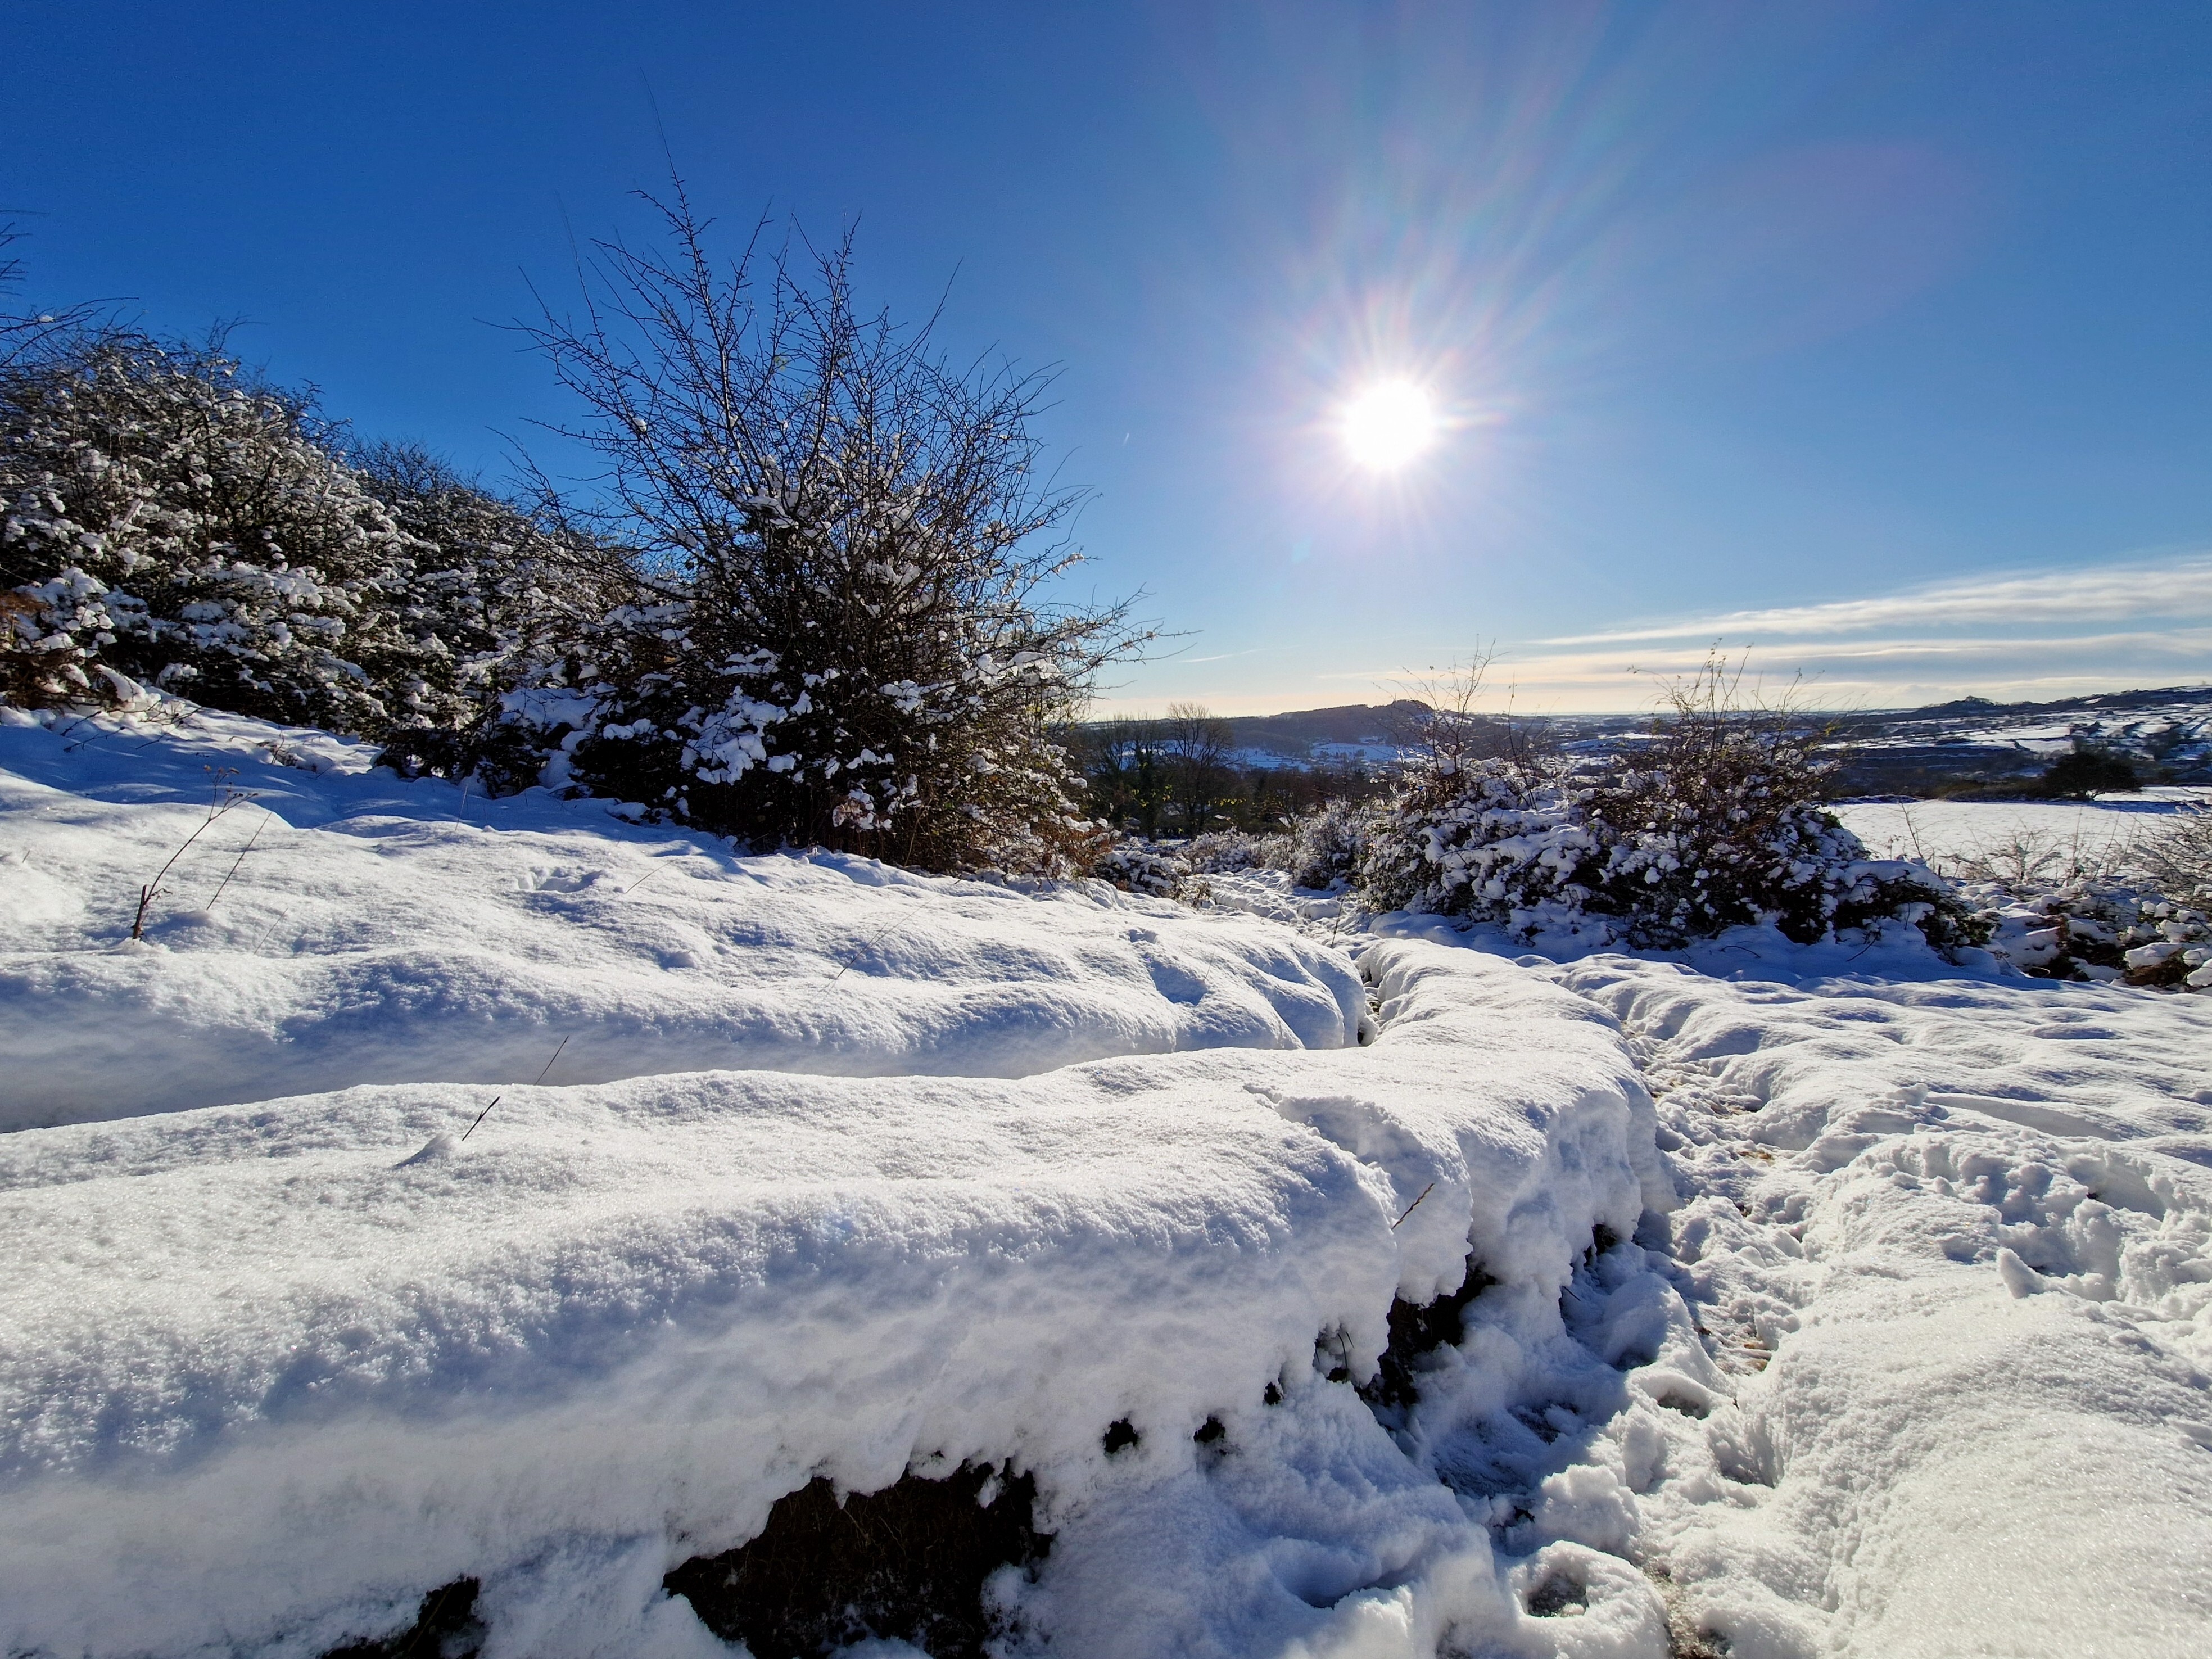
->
<box><xmin>7</xmin><ymin>1</ymin><xmax>2209</xmax><ymax>713</ymax></box>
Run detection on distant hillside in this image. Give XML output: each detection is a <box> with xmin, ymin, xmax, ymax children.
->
<box><xmin>1148</xmin><ymin>684</ymin><xmax>2212</xmax><ymax>790</ymax></box>
<box><xmin>1220</xmin><ymin>700</ymin><xmax>1432</xmax><ymax>761</ymax></box>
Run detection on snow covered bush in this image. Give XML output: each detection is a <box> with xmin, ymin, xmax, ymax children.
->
<box><xmin>0</xmin><ymin>331</ymin><xmax>578</xmax><ymax>737</ymax></box>
<box><xmin>2138</xmin><ymin>802</ymin><xmax>2212</xmax><ymax>912</ymax></box>
<box><xmin>1971</xmin><ymin>875</ymin><xmax>2212</xmax><ymax>990</ymax></box>
<box><xmin>1360</xmin><ymin>755</ymin><xmax>1609</xmax><ymax>938</ymax></box>
<box><xmin>1271</xmin><ymin>798</ymin><xmax>1372</xmax><ymax>890</ymax></box>
<box><xmin>1174</xmin><ymin>802</ymin><xmax>1371</xmax><ymax>894</ymax></box>
<box><xmin>1092</xmin><ymin>841</ymin><xmax>1189</xmax><ymax>897</ymax></box>
<box><xmin>514</xmin><ymin>184</ymin><xmax>1145</xmax><ymax>874</ymax></box>
<box><xmin>1360</xmin><ymin>657</ymin><xmax>1983</xmax><ymax>951</ymax></box>
<box><xmin>1949</xmin><ymin>812</ymin><xmax>2212</xmax><ymax>991</ymax></box>
<box><xmin>346</xmin><ymin>442</ymin><xmax>630</xmax><ymax>788</ymax></box>
<box><xmin>1182</xmin><ymin>828</ymin><xmax>1268</xmax><ymax>874</ymax></box>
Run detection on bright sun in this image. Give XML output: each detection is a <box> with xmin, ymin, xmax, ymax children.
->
<box><xmin>1340</xmin><ymin>379</ymin><xmax>1440</xmax><ymax>471</ymax></box>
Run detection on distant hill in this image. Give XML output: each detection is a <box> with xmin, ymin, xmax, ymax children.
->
<box><xmin>1219</xmin><ymin>700</ymin><xmax>1432</xmax><ymax>761</ymax></box>
<box><xmin>1131</xmin><ymin>684</ymin><xmax>2212</xmax><ymax>789</ymax></box>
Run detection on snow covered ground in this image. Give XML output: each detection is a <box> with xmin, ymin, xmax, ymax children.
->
<box><xmin>1835</xmin><ymin>792</ymin><xmax>2208</xmax><ymax>879</ymax></box>
<box><xmin>4</xmin><ymin>700</ymin><xmax>2211</xmax><ymax>1658</ymax></box>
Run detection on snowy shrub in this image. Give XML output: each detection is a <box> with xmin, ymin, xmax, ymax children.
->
<box><xmin>1092</xmin><ymin>842</ymin><xmax>1189</xmax><ymax>897</ymax></box>
<box><xmin>515</xmin><ymin>185</ymin><xmax>1145</xmax><ymax>874</ymax></box>
<box><xmin>1947</xmin><ymin>812</ymin><xmax>2212</xmax><ymax>991</ymax></box>
<box><xmin>0</xmin><ymin>332</ymin><xmax>577</xmax><ymax>737</ymax></box>
<box><xmin>1183</xmin><ymin>829</ymin><xmax>1268</xmax><ymax>874</ymax></box>
<box><xmin>2137</xmin><ymin>803</ymin><xmax>2212</xmax><ymax>912</ymax></box>
<box><xmin>1360</xmin><ymin>657</ymin><xmax>1983</xmax><ymax>952</ymax></box>
<box><xmin>1360</xmin><ymin>756</ymin><xmax>1609</xmax><ymax>938</ymax></box>
<box><xmin>1276</xmin><ymin>798</ymin><xmax>1372</xmax><ymax>890</ymax></box>
<box><xmin>1178</xmin><ymin>803</ymin><xmax>1371</xmax><ymax>893</ymax></box>
<box><xmin>1971</xmin><ymin>875</ymin><xmax>2212</xmax><ymax>991</ymax></box>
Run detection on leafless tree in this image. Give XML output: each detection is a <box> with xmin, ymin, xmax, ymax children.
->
<box><xmin>518</xmin><ymin>179</ymin><xmax>1150</xmax><ymax>869</ymax></box>
<box><xmin>1161</xmin><ymin>701</ymin><xmax>1236</xmax><ymax>832</ymax></box>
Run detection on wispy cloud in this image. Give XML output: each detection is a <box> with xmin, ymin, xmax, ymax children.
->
<box><xmin>1536</xmin><ymin>553</ymin><xmax>2212</xmax><ymax>646</ymax></box>
<box><xmin>1093</xmin><ymin>554</ymin><xmax>2212</xmax><ymax>718</ymax></box>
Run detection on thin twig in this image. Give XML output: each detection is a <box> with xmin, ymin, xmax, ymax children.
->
<box><xmin>130</xmin><ymin>769</ymin><xmax>256</xmax><ymax>938</ymax></box>
<box><xmin>827</xmin><ymin>912</ymin><xmax>904</xmax><ymax>982</ymax></box>
<box><xmin>459</xmin><ymin>1036</ymin><xmax>571</xmax><ymax>1143</ymax></box>
<box><xmin>205</xmin><ymin>813</ymin><xmax>271</xmax><ymax>911</ymax></box>
<box><xmin>459</xmin><ymin>1096</ymin><xmax>503</xmax><ymax>1142</ymax></box>
<box><xmin>531</xmin><ymin>1034</ymin><xmax>572</xmax><ymax>1086</ymax></box>
<box><xmin>1391</xmin><ymin>1182</ymin><xmax>1436</xmax><ymax>1230</ymax></box>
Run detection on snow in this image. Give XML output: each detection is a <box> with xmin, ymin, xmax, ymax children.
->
<box><xmin>0</xmin><ymin>702</ymin><xmax>1662</xmax><ymax>1659</ymax></box>
<box><xmin>0</xmin><ymin>706</ymin><xmax>1366</xmax><ymax>1129</ymax></box>
<box><xmin>1548</xmin><ymin>952</ymin><xmax>2212</xmax><ymax>1657</ymax></box>
<box><xmin>7</xmin><ymin>698</ymin><xmax>2212</xmax><ymax>1658</ymax></box>
<box><xmin>1835</xmin><ymin>793</ymin><xmax>2208</xmax><ymax>876</ymax></box>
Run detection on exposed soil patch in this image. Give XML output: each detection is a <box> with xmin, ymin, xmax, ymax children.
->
<box><xmin>1359</xmin><ymin>1252</ymin><xmax>1498</xmax><ymax>1412</ymax></box>
<box><xmin>320</xmin><ymin>1578</ymin><xmax>482</xmax><ymax>1659</ymax></box>
<box><xmin>664</xmin><ymin>1463</ymin><xmax>1050</xmax><ymax>1659</ymax></box>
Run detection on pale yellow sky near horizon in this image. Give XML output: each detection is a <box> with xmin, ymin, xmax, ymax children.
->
<box><xmin>1090</xmin><ymin>553</ymin><xmax>2212</xmax><ymax>720</ymax></box>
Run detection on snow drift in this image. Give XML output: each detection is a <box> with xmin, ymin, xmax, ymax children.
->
<box><xmin>0</xmin><ymin>704</ymin><xmax>1366</xmax><ymax>1129</ymax></box>
<box><xmin>0</xmin><ymin>704</ymin><xmax>1668</xmax><ymax>1658</ymax></box>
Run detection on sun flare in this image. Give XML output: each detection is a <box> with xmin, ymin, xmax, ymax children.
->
<box><xmin>1340</xmin><ymin>379</ymin><xmax>1440</xmax><ymax>471</ymax></box>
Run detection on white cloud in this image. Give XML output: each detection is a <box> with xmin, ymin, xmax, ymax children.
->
<box><xmin>1091</xmin><ymin>554</ymin><xmax>2212</xmax><ymax>717</ymax></box>
<box><xmin>1535</xmin><ymin>553</ymin><xmax>2212</xmax><ymax>646</ymax></box>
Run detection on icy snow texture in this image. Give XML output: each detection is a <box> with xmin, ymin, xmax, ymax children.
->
<box><xmin>1545</xmin><ymin>954</ymin><xmax>2212</xmax><ymax>1658</ymax></box>
<box><xmin>0</xmin><ymin>703</ymin><xmax>1668</xmax><ymax>1659</ymax></box>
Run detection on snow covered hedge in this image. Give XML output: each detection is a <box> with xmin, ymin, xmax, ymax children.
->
<box><xmin>3</xmin><ymin>196</ymin><xmax>1144</xmax><ymax>880</ymax></box>
<box><xmin>0</xmin><ymin>332</ymin><xmax>591</xmax><ymax>736</ymax></box>
<box><xmin>1359</xmin><ymin>750</ymin><xmax>1983</xmax><ymax>952</ymax></box>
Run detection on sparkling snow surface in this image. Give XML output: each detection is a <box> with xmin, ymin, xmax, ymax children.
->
<box><xmin>4</xmin><ymin>703</ymin><xmax>2210</xmax><ymax>1659</ymax></box>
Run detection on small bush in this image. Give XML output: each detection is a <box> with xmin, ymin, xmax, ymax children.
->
<box><xmin>510</xmin><ymin>183</ymin><xmax>1146</xmax><ymax>874</ymax></box>
<box><xmin>1973</xmin><ymin>873</ymin><xmax>2212</xmax><ymax>990</ymax></box>
<box><xmin>2137</xmin><ymin>803</ymin><xmax>2212</xmax><ymax>911</ymax></box>
<box><xmin>1182</xmin><ymin>828</ymin><xmax>1268</xmax><ymax>874</ymax></box>
<box><xmin>1093</xmin><ymin>841</ymin><xmax>1188</xmax><ymax>897</ymax></box>
<box><xmin>1359</xmin><ymin>656</ymin><xmax>1983</xmax><ymax>952</ymax></box>
<box><xmin>1275</xmin><ymin>797</ymin><xmax>1370</xmax><ymax>890</ymax></box>
<box><xmin>2042</xmin><ymin>743</ymin><xmax>2141</xmax><ymax>798</ymax></box>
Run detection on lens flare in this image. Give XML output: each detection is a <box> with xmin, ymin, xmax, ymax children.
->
<box><xmin>1340</xmin><ymin>380</ymin><xmax>1440</xmax><ymax>471</ymax></box>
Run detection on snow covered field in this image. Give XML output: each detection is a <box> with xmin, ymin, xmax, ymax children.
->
<box><xmin>4</xmin><ymin>702</ymin><xmax>2211</xmax><ymax>1658</ymax></box>
<box><xmin>1834</xmin><ymin>792</ymin><xmax>2208</xmax><ymax>877</ymax></box>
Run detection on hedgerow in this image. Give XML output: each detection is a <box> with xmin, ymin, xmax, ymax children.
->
<box><xmin>1356</xmin><ymin>658</ymin><xmax>1985</xmax><ymax>952</ymax></box>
